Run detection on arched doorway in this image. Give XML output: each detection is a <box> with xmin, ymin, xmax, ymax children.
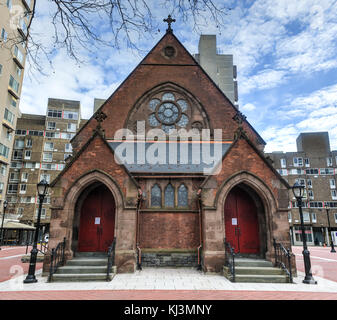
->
<box><xmin>224</xmin><ymin>185</ymin><xmax>262</xmax><ymax>255</ymax></box>
<box><xmin>77</xmin><ymin>184</ymin><xmax>116</xmax><ymax>252</ymax></box>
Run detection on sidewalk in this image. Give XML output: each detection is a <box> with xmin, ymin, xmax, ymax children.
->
<box><xmin>1</xmin><ymin>267</ymin><xmax>337</xmax><ymax>300</ymax></box>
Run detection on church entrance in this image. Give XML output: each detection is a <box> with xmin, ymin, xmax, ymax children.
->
<box><xmin>78</xmin><ymin>184</ymin><xmax>116</xmax><ymax>252</ymax></box>
<box><xmin>224</xmin><ymin>185</ymin><xmax>260</xmax><ymax>254</ymax></box>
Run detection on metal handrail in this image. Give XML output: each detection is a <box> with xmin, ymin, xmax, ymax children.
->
<box><xmin>48</xmin><ymin>237</ymin><xmax>66</xmax><ymax>282</ymax></box>
<box><xmin>273</xmin><ymin>238</ymin><xmax>294</xmax><ymax>283</ymax></box>
<box><xmin>224</xmin><ymin>238</ymin><xmax>235</xmax><ymax>282</ymax></box>
<box><xmin>107</xmin><ymin>237</ymin><xmax>116</xmax><ymax>281</ymax></box>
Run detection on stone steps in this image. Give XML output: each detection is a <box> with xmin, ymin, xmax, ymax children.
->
<box><xmin>49</xmin><ymin>252</ymin><xmax>116</xmax><ymax>282</ymax></box>
<box><xmin>224</xmin><ymin>257</ymin><xmax>290</xmax><ymax>283</ymax></box>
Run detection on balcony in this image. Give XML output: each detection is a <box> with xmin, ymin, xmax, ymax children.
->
<box><xmin>8</xmin><ymin>86</ymin><xmax>20</xmax><ymax>99</ymax></box>
<box><xmin>2</xmin><ymin>118</ymin><xmax>15</xmax><ymax>131</ymax></box>
<box><xmin>21</xmin><ymin>0</ymin><xmax>31</xmax><ymax>12</ymax></box>
<box><xmin>13</xmin><ymin>56</ymin><xmax>24</xmax><ymax>69</ymax></box>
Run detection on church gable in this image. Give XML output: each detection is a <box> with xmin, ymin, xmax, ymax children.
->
<box><xmin>202</xmin><ymin>136</ymin><xmax>289</xmax><ymax>209</ymax></box>
<box><xmin>51</xmin><ymin>132</ymin><xmax>138</xmax><ymax>207</ymax></box>
<box><xmin>71</xmin><ymin>30</ymin><xmax>265</xmax><ymax>155</ymax></box>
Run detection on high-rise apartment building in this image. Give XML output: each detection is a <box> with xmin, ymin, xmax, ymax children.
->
<box><xmin>193</xmin><ymin>35</ymin><xmax>239</xmax><ymax>107</ymax></box>
<box><xmin>0</xmin><ymin>0</ymin><xmax>35</xmax><ymax>207</ymax></box>
<box><xmin>6</xmin><ymin>98</ymin><xmax>84</xmax><ymax>237</ymax></box>
<box><xmin>266</xmin><ymin>132</ymin><xmax>337</xmax><ymax>247</ymax></box>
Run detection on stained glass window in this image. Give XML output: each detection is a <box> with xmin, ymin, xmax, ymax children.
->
<box><xmin>149</xmin><ymin>99</ymin><xmax>160</xmax><ymax>111</ymax></box>
<box><xmin>147</xmin><ymin>92</ymin><xmax>190</xmax><ymax>132</ymax></box>
<box><xmin>178</xmin><ymin>184</ymin><xmax>188</xmax><ymax>207</ymax></box>
<box><xmin>164</xmin><ymin>183</ymin><xmax>175</xmax><ymax>207</ymax></box>
<box><xmin>176</xmin><ymin>114</ymin><xmax>189</xmax><ymax>127</ymax></box>
<box><xmin>151</xmin><ymin>184</ymin><xmax>162</xmax><ymax>207</ymax></box>
<box><xmin>162</xmin><ymin>92</ymin><xmax>175</xmax><ymax>101</ymax></box>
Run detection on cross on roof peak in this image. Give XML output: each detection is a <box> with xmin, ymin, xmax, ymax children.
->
<box><xmin>163</xmin><ymin>15</ymin><xmax>176</xmax><ymax>33</ymax></box>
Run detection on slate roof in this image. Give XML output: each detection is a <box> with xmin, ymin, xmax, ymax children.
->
<box><xmin>108</xmin><ymin>141</ymin><xmax>232</xmax><ymax>174</ymax></box>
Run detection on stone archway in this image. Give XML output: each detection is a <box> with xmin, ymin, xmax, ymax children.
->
<box><xmin>214</xmin><ymin>171</ymin><xmax>279</xmax><ymax>263</ymax></box>
<box><xmin>74</xmin><ymin>183</ymin><xmax>116</xmax><ymax>253</ymax></box>
<box><xmin>54</xmin><ymin>170</ymin><xmax>125</xmax><ymax>260</ymax></box>
<box><xmin>224</xmin><ymin>184</ymin><xmax>266</xmax><ymax>257</ymax></box>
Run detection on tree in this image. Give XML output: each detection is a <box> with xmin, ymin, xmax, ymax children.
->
<box><xmin>5</xmin><ymin>0</ymin><xmax>231</xmax><ymax>73</ymax></box>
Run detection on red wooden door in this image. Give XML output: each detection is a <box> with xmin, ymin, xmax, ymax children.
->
<box><xmin>224</xmin><ymin>187</ymin><xmax>260</xmax><ymax>254</ymax></box>
<box><xmin>78</xmin><ymin>185</ymin><xmax>115</xmax><ymax>252</ymax></box>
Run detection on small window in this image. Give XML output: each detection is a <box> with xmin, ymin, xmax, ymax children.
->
<box><xmin>0</xmin><ymin>64</ymin><xmax>2</xmax><ymax>76</ymax></box>
<box><xmin>1</xmin><ymin>28</ymin><xmax>8</xmax><ymax>42</ymax></box>
<box><xmin>303</xmin><ymin>212</ymin><xmax>310</xmax><ymax>223</ymax></box>
<box><xmin>332</xmin><ymin>190</ymin><xmax>337</xmax><ymax>200</ymax></box>
<box><xmin>151</xmin><ymin>184</ymin><xmax>161</xmax><ymax>207</ymax></box>
<box><xmin>307</xmin><ymin>179</ymin><xmax>313</xmax><ymax>188</ymax></box>
<box><xmin>308</xmin><ymin>190</ymin><xmax>314</xmax><ymax>199</ymax></box>
<box><xmin>47</xmin><ymin>122</ymin><xmax>56</xmax><ymax>130</ymax></box>
<box><xmin>44</xmin><ymin>142</ymin><xmax>54</xmax><ymax>151</ymax></box>
<box><xmin>178</xmin><ymin>184</ymin><xmax>188</xmax><ymax>207</ymax></box>
<box><xmin>280</xmin><ymin>158</ymin><xmax>286</xmax><ymax>168</ymax></box>
<box><xmin>288</xmin><ymin>212</ymin><xmax>292</xmax><ymax>223</ymax></box>
<box><xmin>35</xmin><ymin>208</ymin><xmax>46</xmax><ymax>219</ymax></box>
<box><xmin>330</xmin><ymin>179</ymin><xmax>336</xmax><ymax>189</ymax></box>
<box><xmin>43</xmin><ymin>152</ymin><xmax>52</xmax><ymax>162</ymax></box>
<box><xmin>21</xmin><ymin>172</ymin><xmax>28</xmax><ymax>182</ymax></box>
<box><xmin>327</xmin><ymin>157</ymin><xmax>333</xmax><ymax>167</ymax></box>
<box><xmin>293</xmin><ymin>157</ymin><xmax>303</xmax><ymax>167</ymax></box>
<box><xmin>304</xmin><ymin>158</ymin><xmax>310</xmax><ymax>167</ymax></box>
<box><xmin>20</xmin><ymin>184</ymin><xmax>27</xmax><ymax>194</ymax></box>
<box><xmin>311</xmin><ymin>213</ymin><xmax>317</xmax><ymax>223</ymax></box>
<box><xmin>24</xmin><ymin>150</ymin><xmax>31</xmax><ymax>159</ymax></box>
<box><xmin>65</xmin><ymin>143</ymin><xmax>72</xmax><ymax>152</ymax></box>
<box><xmin>335</xmin><ymin>213</ymin><xmax>337</xmax><ymax>223</ymax></box>
<box><xmin>164</xmin><ymin>184</ymin><xmax>175</xmax><ymax>207</ymax></box>
<box><xmin>67</xmin><ymin>123</ymin><xmax>76</xmax><ymax>132</ymax></box>
<box><xmin>26</xmin><ymin>139</ymin><xmax>32</xmax><ymax>147</ymax></box>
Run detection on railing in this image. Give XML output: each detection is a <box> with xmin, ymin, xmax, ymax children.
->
<box><xmin>107</xmin><ymin>237</ymin><xmax>116</xmax><ymax>281</ymax></box>
<box><xmin>136</xmin><ymin>244</ymin><xmax>142</xmax><ymax>270</ymax></box>
<box><xmin>224</xmin><ymin>238</ymin><xmax>235</xmax><ymax>282</ymax></box>
<box><xmin>48</xmin><ymin>237</ymin><xmax>66</xmax><ymax>282</ymax></box>
<box><xmin>273</xmin><ymin>238</ymin><xmax>294</xmax><ymax>283</ymax></box>
<box><xmin>197</xmin><ymin>244</ymin><xmax>203</xmax><ymax>271</ymax></box>
<box><xmin>26</xmin><ymin>241</ymin><xmax>48</xmax><ymax>255</ymax></box>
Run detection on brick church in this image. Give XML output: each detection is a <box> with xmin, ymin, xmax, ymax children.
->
<box><xmin>43</xmin><ymin>20</ymin><xmax>292</xmax><ymax>277</ymax></box>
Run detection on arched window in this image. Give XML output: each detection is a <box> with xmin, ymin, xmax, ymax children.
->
<box><xmin>164</xmin><ymin>183</ymin><xmax>175</xmax><ymax>207</ymax></box>
<box><xmin>178</xmin><ymin>184</ymin><xmax>188</xmax><ymax>207</ymax></box>
<box><xmin>151</xmin><ymin>184</ymin><xmax>162</xmax><ymax>207</ymax></box>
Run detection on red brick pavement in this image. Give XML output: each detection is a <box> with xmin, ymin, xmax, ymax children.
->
<box><xmin>292</xmin><ymin>246</ymin><xmax>337</xmax><ymax>282</ymax></box>
<box><xmin>0</xmin><ymin>246</ymin><xmax>43</xmax><ymax>282</ymax></box>
<box><xmin>0</xmin><ymin>289</ymin><xmax>337</xmax><ymax>300</ymax></box>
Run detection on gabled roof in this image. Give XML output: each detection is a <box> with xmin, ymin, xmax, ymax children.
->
<box><xmin>201</xmin><ymin>130</ymin><xmax>290</xmax><ymax>189</ymax></box>
<box><xmin>51</xmin><ymin>130</ymin><xmax>139</xmax><ymax>188</ymax></box>
<box><xmin>71</xmin><ymin>30</ymin><xmax>266</xmax><ymax>146</ymax></box>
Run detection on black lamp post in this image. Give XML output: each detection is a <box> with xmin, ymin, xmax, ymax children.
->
<box><xmin>24</xmin><ymin>179</ymin><xmax>49</xmax><ymax>283</ymax></box>
<box><xmin>292</xmin><ymin>182</ymin><xmax>317</xmax><ymax>284</ymax></box>
<box><xmin>0</xmin><ymin>200</ymin><xmax>8</xmax><ymax>250</ymax></box>
<box><xmin>326</xmin><ymin>208</ymin><xmax>336</xmax><ymax>253</ymax></box>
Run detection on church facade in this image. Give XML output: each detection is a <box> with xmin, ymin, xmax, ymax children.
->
<box><xmin>42</xmin><ymin>26</ymin><xmax>292</xmax><ymax>275</ymax></box>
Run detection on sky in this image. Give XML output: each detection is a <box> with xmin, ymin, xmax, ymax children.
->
<box><xmin>18</xmin><ymin>0</ymin><xmax>337</xmax><ymax>152</ymax></box>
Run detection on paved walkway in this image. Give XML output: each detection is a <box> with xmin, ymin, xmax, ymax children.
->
<box><xmin>1</xmin><ymin>246</ymin><xmax>337</xmax><ymax>300</ymax></box>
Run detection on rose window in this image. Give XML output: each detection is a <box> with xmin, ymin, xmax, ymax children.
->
<box><xmin>147</xmin><ymin>92</ymin><xmax>190</xmax><ymax>133</ymax></box>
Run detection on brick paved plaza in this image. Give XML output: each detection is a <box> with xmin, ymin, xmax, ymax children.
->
<box><xmin>1</xmin><ymin>246</ymin><xmax>337</xmax><ymax>300</ymax></box>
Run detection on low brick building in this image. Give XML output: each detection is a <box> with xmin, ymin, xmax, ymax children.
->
<box><xmin>43</xmin><ymin>28</ymin><xmax>292</xmax><ymax>276</ymax></box>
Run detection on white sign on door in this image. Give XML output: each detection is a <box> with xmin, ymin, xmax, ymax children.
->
<box><xmin>232</xmin><ymin>218</ymin><xmax>237</xmax><ymax>225</ymax></box>
<box><xmin>95</xmin><ymin>217</ymin><xmax>100</xmax><ymax>225</ymax></box>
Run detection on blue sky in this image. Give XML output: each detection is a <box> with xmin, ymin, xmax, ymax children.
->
<box><xmin>20</xmin><ymin>0</ymin><xmax>337</xmax><ymax>152</ymax></box>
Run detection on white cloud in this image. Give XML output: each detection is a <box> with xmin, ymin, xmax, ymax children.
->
<box><xmin>241</xmin><ymin>103</ymin><xmax>256</xmax><ymax>111</ymax></box>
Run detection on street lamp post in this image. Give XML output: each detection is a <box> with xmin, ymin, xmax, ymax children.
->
<box><xmin>292</xmin><ymin>182</ymin><xmax>317</xmax><ymax>284</ymax></box>
<box><xmin>0</xmin><ymin>200</ymin><xmax>8</xmax><ymax>250</ymax></box>
<box><xmin>24</xmin><ymin>179</ymin><xmax>49</xmax><ymax>283</ymax></box>
<box><xmin>326</xmin><ymin>208</ymin><xmax>336</xmax><ymax>253</ymax></box>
